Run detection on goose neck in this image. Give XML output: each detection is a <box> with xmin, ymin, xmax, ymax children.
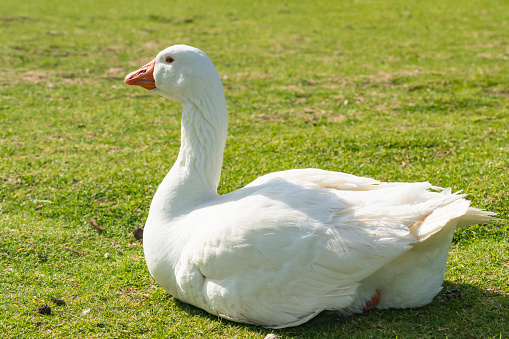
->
<box><xmin>177</xmin><ymin>99</ymin><xmax>227</xmax><ymax>191</ymax></box>
<box><xmin>149</xmin><ymin>97</ymin><xmax>228</xmax><ymax>220</ymax></box>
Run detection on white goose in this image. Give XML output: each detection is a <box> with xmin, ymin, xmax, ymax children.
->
<box><xmin>125</xmin><ymin>45</ymin><xmax>494</xmax><ymax>328</ymax></box>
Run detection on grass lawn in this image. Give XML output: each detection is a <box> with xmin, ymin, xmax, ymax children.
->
<box><xmin>1</xmin><ymin>0</ymin><xmax>508</xmax><ymax>337</ymax></box>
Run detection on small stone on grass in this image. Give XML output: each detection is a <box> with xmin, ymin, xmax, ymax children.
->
<box><xmin>37</xmin><ymin>304</ymin><xmax>51</xmax><ymax>315</ymax></box>
<box><xmin>132</xmin><ymin>227</ymin><xmax>144</xmax><ymax>241</ymax></box>
<box><xmin>51</xmin><ymin>297</ymin><xmax>66</xmax><ymax>306</ymax></box>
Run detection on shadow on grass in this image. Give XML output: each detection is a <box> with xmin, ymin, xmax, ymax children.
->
<box><xmin>172</xmin><ymin>281</ymin><xmax>508</xmax><ymax>338</ymax></box>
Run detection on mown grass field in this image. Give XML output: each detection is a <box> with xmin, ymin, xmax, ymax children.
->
<box><xmin>1</xmin><ymin>0</ymin><xmax>508</xmax><ymax>337</ymax></box>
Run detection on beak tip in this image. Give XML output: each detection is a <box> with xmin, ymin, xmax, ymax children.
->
<box><xmin>124</xmin><ymin>74</ymin><xmax>134</xmax><ymax>86</ymax></box>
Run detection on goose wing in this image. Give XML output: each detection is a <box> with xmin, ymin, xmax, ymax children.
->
<box><xmin>174</xmin><ymin>171</ymin><xmax>451</xmax><ymax>327</ymax></box>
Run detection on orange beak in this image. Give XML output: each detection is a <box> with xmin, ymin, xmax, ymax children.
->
<box><xmin>125</xmin><ymin>59</ymin><xmax>156</xmax><ymax>90</ymax></box>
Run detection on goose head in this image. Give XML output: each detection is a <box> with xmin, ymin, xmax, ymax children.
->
<box><xmin>125</xmin><ymin>44</ymin><xmax>225</xmax><ymax>104</ymax></box>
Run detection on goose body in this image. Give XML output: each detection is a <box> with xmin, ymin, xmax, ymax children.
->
<box><xmin>125</xmin><ymin>45</ymin><xmax>494</xmax><ymax>328</ymax></box>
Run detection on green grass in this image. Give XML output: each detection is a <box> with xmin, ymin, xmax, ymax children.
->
<box><xmin>1</xmin><ymin>0</ymin><xmax>508</xmax><ymax>337</ymax></box>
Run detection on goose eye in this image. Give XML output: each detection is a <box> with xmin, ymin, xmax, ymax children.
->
<box><xmin>166</xmin><ymin>57</ymin><xmax>175</xmax><ymax>63</ymax></box>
